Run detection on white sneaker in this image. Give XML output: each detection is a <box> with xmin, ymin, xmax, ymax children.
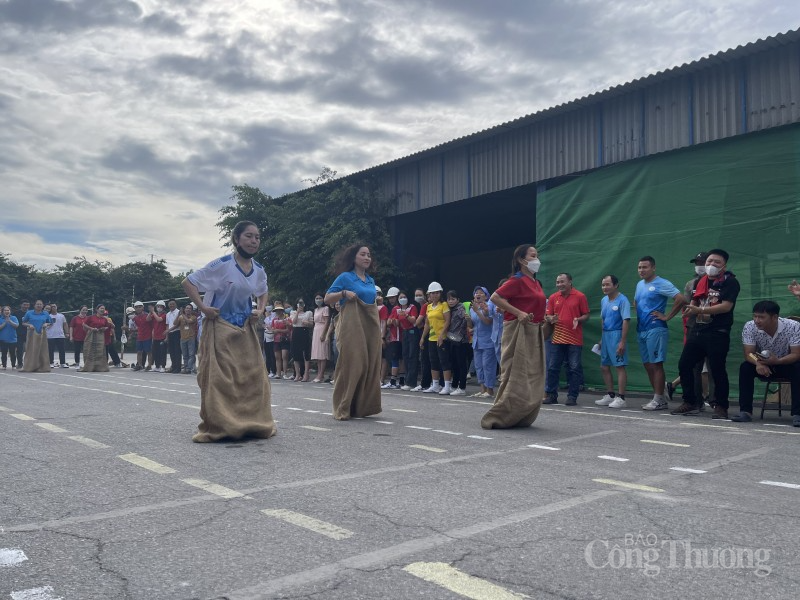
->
<box><xmin>268</xmin><ymin>373</ymin><xmax>275</xmax><ymax>379</ymax></box>
<box><xmin>400</xmin><ymin>385</ymin><xmax>411</xmax><ymax>391</ymax></box>
<box><xmin>411</xmin><ymin>385</ymin><xmax>423</xmax><ymax>392</ymax></box>
<box><xmin>595</xmin><ymin>394</ymin><xmax>614</xmax><ymax>406</ymax></box>
<box><xmin>438</xmin><ymin>386</ymin><xmax>452</xmax><ymax>395</ymax></box>
<box><xmin>423</xmin><ymin>384</ymin><xmax>441</xmax><ymax>393</ymax></box>
<box><xmin>381</xmin><ymin>382</ymin><xmax>392</xmax><ymax>389</ymax></box>
<box><xmin>449</xmin><ymin>388</ymin><xmax>466</xmax><ymax>396</ymax></box>
<box><xmin>609</xmin><ymin>397</ymin><xmax>627</xmax><ymax>409</ymax></box>
<box><xmin>642</xmin><ymin>399</ymin><xmax>668</xmax><ymax>411</ymax></box>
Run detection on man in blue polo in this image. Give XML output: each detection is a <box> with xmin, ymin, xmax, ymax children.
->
<box><xmin>635</xmin><ymin>256</ymin><xmax>687</xmax><ymax>411</ymax></box>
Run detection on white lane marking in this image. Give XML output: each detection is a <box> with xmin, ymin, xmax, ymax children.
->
<box><xmin>753</xmin><ymin>429</ymin><xmax>800</xmax><ymax>436</ymax></box>
<box><xmin>299</xmin><ymin>425</ymin><xmax>331</xmax><ymax>431</ymax></box>
<box><xmin>392</xmin><ymin>408</ymin><xmax>417</xmax><ymax>413</ymax></box>
<box><xmin>321</xmin><ymin>412</ymin><xmax>333</xmax><ymax>416</ymax></box>
<box><xmin>432</xmin><ymin>430</ymin><xmax>462</xmax><ymax>436</ymax></box>
<box><xmin>593</xmin><ymin>479</ymin><xmax>664</xmax><ymax>493</ymax></box>
<box><xmin>670</xmin><ymin>467</ymin><xmax>707</xmax><ymax>474</ymax></box>
<box><xmin>527</xmin><ymin>444</ymin><xmax>560</xmax><ymax>451</ymax></box>
<box><xmin>760</xmin><ymin>480</ymin><xmax>800</xmax><ymax>490</ymax></box>
<box><xmin>105</xmin><ymin>391</ymin><xmax>122</xmax><ymax>395</ymax></box>
<box><xmin>181</xmin><ymin>478</ymin><xmax>250</xmax><ymax>499</ymax></box>
<box><xmin>304</xmin><ymin>410</ymin><xmax>320</xmax><ymax>414</ymax></box>
<box><xmin>67</xmin><ymin>435</ymin><xmax>110</xmax><ymax>449</ymax></box>
<box><xmin>641</xmin><ymin>439</ymin><xmax>690</xmax><ymax>447</ymax></box>
<box><xmin>598</xmin><ymin>455</ymin><xmax>629</xmax><ymax>462</ymax></box>
<box><xmin>118</xmin><ymin>453</ymin><xmax>176</xmax><ymax>474</ymax></box>
<box><xmin>303</xmin><ymin>398</ymin><xmax>325</xmax><ymax>402</ymax></box>
<box><xmin>467</xmin><ymin>435</ymin><xmax>492</xmax><ymax>440</ymax></box>
<box><xmin>403</xmin><ymin>562</ymin><xmax>527</xmax><ymax>599</ymax></box>
<box><xmin>260</xmin><ymin>509</ymin><xmax>354</xmax><ymax>540</ymax></box>
<box><xmin>409</xmin><ymin>444</ymin><xmax>446</xmax><ymax>453</ymax></box>
<box><xmin>680</xmin><ymin>422</ymin><xmax>737</xmax><ymax>430</ymax></box>
<box><xmin>10</xmin><ymin>586</ymin><xmax>63</xmax><ymax>600</ymax></box>
<box><xmin>541</xmin><ymin>408</ymin><xmax>658</xmax><ymax>422</ymax></box>
<box><xmin>285</xmin><ymin>407</ymin><xmax>304</xmax><ymax>411</ymax></box>
<box><xmin>174</xmin><ymin>403</ymin><xmax>199</xmax><ymax>409</ymax></box>
<box><xmin>375</xmin><ymin>420</ymin><xmax>394</xmax><ymax>424</ymax></box>
<box><xmin>123</xmin><ymin>394</ymin><xmax>145</xmax><ymax>399</ymax></box>
<box><xmin>406</xmin><ymin>425</ymin><xmax>432</xmax><ymax>430</ymax></box>
<box><xmin>0</xmin><ymin>548</ymin><xmax>28</xmax><ymax>566</ymax></box>
<box><xmin>0</xmin><ymin>405</ymin><xmax>12</xmax><ymax>412</ymax></box>
<box><xmin>35</xmin><ymin>423</ymin><xmax>68</xmax><ymax>433</ymax></box>
<box><xmin>10</xmin><ymin>413</ymin><xmax>35</xmax><ymax>421</ymax></box>
<box><xmin>761</xmin><ymin>423</ymin><xmax>790</xmax><ymax>427</ymax></box>
<box><xmin>149</xmin><ymin>398</ymin><xmax>172</xmax><ymax>404</ymax></box>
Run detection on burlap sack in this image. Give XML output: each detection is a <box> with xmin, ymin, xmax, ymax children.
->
<box><xmin>192</xmin><ymin>317</ymin><xmax>277</xmax><ymax>443</ymax></box>
<box><xmin>332</xmin><ymin>297</ymin><xmax>382</xmax><ymax>420</ymax></box>
<box><xmin>21</xmin><ymin>329</ymin><xmax>50</xmax><ymax>373</ymax></box>
<box><xmin>81</xmin><ymin>329</ymin><xmax>109</xmax><ymax>372</ymax></box>
<box><xmin>481</xmin><ymin>319</ymin><xmax>546</xmax><ymax>429</ymax></box>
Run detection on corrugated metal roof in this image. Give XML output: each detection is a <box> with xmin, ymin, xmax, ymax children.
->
<box><xmin>338</xmin><ymin>27</ymin><xmax>800</xmax><ymax>180</ymax></box>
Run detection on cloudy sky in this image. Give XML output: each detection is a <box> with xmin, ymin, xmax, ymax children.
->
<box><xmin>1</xmin><ymin>0</ymin><xmax>798</xmax><ymax>274</ymax></box>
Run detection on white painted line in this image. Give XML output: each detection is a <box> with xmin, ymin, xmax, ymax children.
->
<box><xmin>67</xmin><ymin>435</ymin><xmax>110</xmax><ymax>449</ymax></box>
<box><xmin>260</xmin><ymin>509</ymin><xmax>354</xmax><ymax>540</ymax></box>
<box><xmin>0</xmin><ymin>406</ymin><xmax>12</xmax><ymax>412</ymax></box>
<box><xmin>59</xmin><ymin>384</ymin><xmax>75</xmax><ymax>387</ymax></box>
<box><xmin>149</xmin><ymin>398</ymin><xmax>172</xmax><ymax>404</ymax></box>
<box><xmin>304</xmin><ymin>410</ymin><xmax>320</xmax><ymax>413</ymax></box>
<box><xmin>118</xmin><ymin>453</ymin><xmax>176</xmax><ymax>474</ymax></box>
<box><xmin>105</xmin><ymin>391</ymin><xmax>122</xmax><ymax>395</ymax></box>
<box><xmin>303</xmin><ymin>398</ymin><xmax>325</xmax><ymax>402</ymax></box>
<box><xmin>403</xmin><ymin>561</ymin><xmax>526</xmax><ymax>599</ymax></box>
<box><xmin>670</xmin><ymin>467</ymin><xmax>707</xmax><ymax>474</ymax></box>
<box><xmin>10</xmin><ymin>586</ymin><xmax>63</xmax><ymax>600</ymax></box>
<box><xmin>467</xmin><ymin>435</ymin><xmax>492</xmax><ymax>440</ymax></box>
<box><xmin>181</xmin><ymin>478</ymin><xmax>250</xmax><ymax>499</ymax></box>
<box><xmin>375</xmin><ymin>420</ymin><xmax>394</xmax><ymax>424</ymax></box>
<box><xmin>175</xmin><ymin>403</ymin><xmax>199</xmax><ymax>409</ymax></box>
<box><xmin>761</xmin><ymin>423</ymin><xmax>790</xmax><ymax>427</ymax></box>
<box><xmin>0</xmin><ymin>548</ymin><xmax>28</xmax><ymax>566</ymax></box>
<box><xmin>299</xmin><ymin>425</ymin><xmax>331</xmax><ymax>431</ymax></box>
<box><xmin>35</xmin><ymin>423</ymin><xmax>68</xmax><ymax>433</ymax></box>
<box><xmin>541</xmin><ymin>408</ymin><xmax>658</xmax><ymax>422</ymax></box>
<box><xmin>321</xmin><ymin>412</ymin><xmax>333</xmax><ymax>416</ymax></box>
<box><xmin>392</xmin><ymin>408</ymin><xmax>417</xmax><ymax>413</ymax></box>
<box><xmin>753</xmin><ymin>429</ymin><xmax>800</xmax><ymax>436</ymax></box>
<box><xmin>409</xmin><ymin>444</ymin><xmax>446</xmax><ymax>453</ymax></box>
<box><xmin>406</xmin><ymin>425</ymin><xmax>432</xmax><ymax>430</ymax></box>
<box><xmin>527</xmin><ymin>444</ymin><xmax>560</xmax><ymax>451</ymax></box>
<box><xmin>598</xmin><ymin>455</ymin><xmax>629</xmax><ymax>462</ymax></box>
<box><xmin>285</xmin><ymin>407</ymin><xmax>304</xmax><ymax>411</ymax></box>
<box><xmin>620</xmin><ymin>409</ymin><xmax>640</xmax><ymax>413</ymax></box>
<box><xmin>123</xmin><ymin>394</ymin><xmax>145</xmax><ymax>399</ymax></box>
<box><xmin>432</xmin><ymin>430</ymin><xmax>463</xmax><ymax>436</ymax></box>
<box><xmin>641</xmin><ymin>439</ymin><xmax>690</xmax><ymax>448</ymax></box>
<box><xmin>593</xmin><ymin>478</ymin><xmax>664</xmax><ymax>493</ymax></box>
<box><xmin>760</xmin><ymin>480</ymin><xmax>800</xmax><ymax>490</ymax></box>
<box><xmin>10</xmin><ymin>413</ymin><xmax>35</xmax><ymax>421</ymax></box>
<box><xmin>680</xmin><ymin>422</ymin><xmax>737</xmax><ymax>430</ymax></box>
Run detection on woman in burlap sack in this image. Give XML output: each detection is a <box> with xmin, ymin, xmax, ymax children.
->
<box><xmin>324</xmin><ymin>243</ymin><xmax>382</xmax><ymax>420</ymax></box>
<box><xmin>181</xmin><ymin>220</ymin><xmax>276</xmax><ymax>443</ymax></box>
<box><xmin>79</xmin><ymin>304</ymin><xmax>112</xmax><ymax>372</ymax></box>
<box><xmin>481</xmin><ymin>244</ymin><xmax>549</xmax><ymax>429</ymax></box>
<box><xmin>21</xmin><ymin>300</ymin><xmax>52</xmax><ymax>373</ymax></box>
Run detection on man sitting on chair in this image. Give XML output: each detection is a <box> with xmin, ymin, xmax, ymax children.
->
<box><xmin>731</xmin><ymin>300</ymin><xmax>800</xmax><ymax>426</ymax></box>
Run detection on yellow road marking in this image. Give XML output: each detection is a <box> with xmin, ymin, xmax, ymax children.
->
<box><xmin>67</xmin><ymin>435</ymin><xmax>110</xmax><ymax>449</ymax></box>
<box><xmin>640</xmin><ymin>439</ymin><xmax>690</xmax><ymax>447</ymax></box>
<box><xmin>10</xmin><ymin>413</ymin><xmax>35</xmax><ymax>421</ymax></box>
<box><xmin>260</xmin><ymin>509</ymin><xmax>354</xmax><ymax>540</ymax></box>
<box><xmin>593</xmin><ymin>478</ymin><xmax>664</xmax><ymax>493</ymax></box>
<box><xmin>299</xmin><ymin>425</ymin><xmax>331</xmax><ymax>431</ymax></box>
<box><xmin>409</xmin><ymin>444</ymin><xmax>446</xmax><ymax>453</ymax></box>
<box><xmin>35</xmin><ymin>423</ymin><xmax>68</xmax><ymax>433</ymax></box>
<box><xmin>181</xmin><ymin>478</ymin><xmax>250</xmax><ymax>499</ymax></box>
<box><xmin>118</xmin><ymin>453</ymin><xmax>176</xmax><ymax>474</ymax></box>
<box><xmin>403</xmin><ymin>562</ymin><xmax>527</xmax><ymax>599</ymax></box>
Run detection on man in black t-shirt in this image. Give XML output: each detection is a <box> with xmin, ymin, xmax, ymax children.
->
<box><xmin>671</xmin><ymin>249</ymin><xmax>740</xmax><ymax>419</ymax></box>
<box><xmin>14</xmin><ymin>300</ymin><xmax>29</xmax><ymax>370</ymax></box>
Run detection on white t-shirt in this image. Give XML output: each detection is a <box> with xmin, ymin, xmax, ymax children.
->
<box><xmin>742</xmin><ymin>318</ymin><xmax>800</xmax><ymax>359</ymax></box>
<box><xmin>187</xmin><ymin>254</ymin><xmax>268</xmax><ymax>327</ymax></box>
<box><xmin>46</xmin><ymin>313</ymin><xmax>67</xmax><ymax>339</ymax></box>
<box><xmin>166</xmin><ymin>308</ymin><xmax>180</xmax><ymax>329</ymax></box>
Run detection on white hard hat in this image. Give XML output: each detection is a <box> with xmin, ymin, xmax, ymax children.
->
<box><xmin>427</xmin><ymin>281</ymin><xmax>443</xmax><ymax>293</ymax></box>
<box><xmin>125</xmin><ymin>307</ymin><xmax>135</xmax><ymax>314</ymax></box>
<box><xmin>190</xmin><ymin>302</ymin><xmax>197</xmax><ymax>309</ymax></box>
<box><xmin>386</xmin><ymin>286</ymin><xmax>399</xmax><ymax>297</ymax></box>
<box><xmin>156</xmin><ymin>300</ymin><xmax>166</xmax><ymax>307</ymax></box>
<box><xmin>375</xmin><ymin>285</ymin><xmax>382</xmax><ymax>293</ymax></box>
<box><xmin>133</xmin><ymin>301</ymin><xmax>143</xmax><ymax>307</ymax></box>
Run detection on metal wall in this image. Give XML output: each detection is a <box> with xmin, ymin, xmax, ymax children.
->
<box><xmin>371</xmin><ymin>35</ymin><xmax>800</xmax><ymax>215</ymax></box>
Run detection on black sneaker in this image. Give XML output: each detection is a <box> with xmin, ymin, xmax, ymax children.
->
<box><xmin>730</xmin><ymin>412</ymin><xmax>752</xmax><ymax>423</ymax></box>
<box><xmin>670</xmin><ymin>402</ymin><xmax>699</xmax><ymax>416</ymax></box>
<box><xmin>565</xmin><ymin>398</ymin><xmax>578</xmax><ymax>406</ymax></box>
<box><xmin>712</xmin><ymin>405</ymin><xmax>728</xmax><ymax>420</ymax></box>
<box><xmin>666</xmin><ymin>382</ymin><xmax>675</xmax><ymax>401</ymax></box>
<box><xmin>542</xmin><ymin>397</ymin><xmax>558</xmax><ymax>405</ymax></box>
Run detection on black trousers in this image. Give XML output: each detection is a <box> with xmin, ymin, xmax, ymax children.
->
<box><xmin>168</xmin><ymin>330</ymin><xmax>182</xmax><ymax>372</ymax></box>
<box><xmin>678</xmin><ymin>327</ymin><xmax>731</xmax><ymax>409</ymax></box>
<box><xmin>448</xmin><ymin>341</ymin><xmax>470</xmax><ymax>389</ymax></box>
<box><xmin>48</xmin><ymin>337</ymin><xmax>66</xmax><ymax>365</ymax></box>
<box><xmin>738</xmin><ymin>361</ymin><xmax>800</xmax><ymax>415</ymax></box>
<box><xmin>264</xmin><ymin>341</ymin><xmax>277</xmax><ymax>374</ymax></box>
<box><xmin>73</xmin><ymin>340</ymin><xmax>84</xmax><ymax>365</ymax></box>
<box><xmin>106</xmin><ymin>343</ymin><xmax>121</xmax><ymax>367</ymax></box>
<box><xmin>153</xmin><ymin>339</ymin><xmax>168</xmax><ymax>368</ymax></box>
<box><xmin>16</xmin><ymin>337</ymin><xmax>26</xmax><ymax>367</ymax></box>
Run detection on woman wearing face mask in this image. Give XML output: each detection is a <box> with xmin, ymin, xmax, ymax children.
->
<box><xmin>310</xmin><ymin>292</ymin><xmax>331</xmax><ymax>383</ymax></box>
<box><xmin>411</xmin><ymin>288</ymin><xmax>430</xmax><ymax>391</ymax></box>
<box><xmin>290</xmin><ymin>298</ymin><xmax>314</xmax><ymax>381</ymax></box>
<box><xmin>151</xmin><ymin>301</ymin><xmax>169</xmax><ymax>373</ymax></box>
<box><xmin>21</xmin><ymin>300</ymin><xmax>52</xmax><ymax>372</ymax></box>
<box><xmin>69</xmin><ymin>306</ymin><xmax>90</xmax><ymax>367</ymax></box>
<box><xmin>382</xmin><ymin>287</ymin><xmax>403</xmax><ymax>388</ymax></box>
<box><xmin>80</xmin><ymin>304</ymin><xmax>112</xmax><ymax>372</ymax></box>
<box><xmin>392</xmin><ymin>290</ymin><xmax>419</xmax><ymax>391</ymax></box>
<box><xmin>0</xmin><ymin>306</ymin><xmax>19</xmax><ymax>369</ymax></box>
<box><xmin>481</xmin><ymin>244</ymin><xmax>548</xmax><ymax>429</ymax></box>
<box><xmin>324</xmin><ymin>243</ymin><xmax>382</xmax><ymax>420</ymax></box>
<box><xmin>470</xmin><ymin>286</ymin><xmax>498</xmax><ymax>397</ymax></box>
<box><xmin>444</xmin><ymin>290</ymin><xmax>470</xmax><ymax>396</ymax></box>
<box><xmin>181</xmin><ymin>220</ymin><xmax>276</xmax><ymax>443</ymax></box>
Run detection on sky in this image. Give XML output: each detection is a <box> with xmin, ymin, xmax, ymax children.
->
<box><xmin>1</xmin><ymin>0</ymin><xmax>798</xmax><ymax>275</ymax></box>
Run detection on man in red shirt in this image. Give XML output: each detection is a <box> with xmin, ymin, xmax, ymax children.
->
<box><xmin>69</xmin><ymin>305</ymin><xmax>89</xmax><ymax>367</ymax></box>
<box><xmin>131</xmin><ymin>301</ymin><xmax>154</xmax><ymax>371</ymax></box>
<box><xmin>544</xmin><ymin>273</ymin><xmax>590</xmax><ymax>406</ymax></box>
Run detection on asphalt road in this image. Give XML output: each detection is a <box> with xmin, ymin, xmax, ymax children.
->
<box><xmin>1</xmin><ymin>367</ymin><xmax>799</xmax><ymax>600</ymax></box>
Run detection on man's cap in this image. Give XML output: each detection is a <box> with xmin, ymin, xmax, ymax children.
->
<box><xmin>133</xmin><ymin>301</ymin><xmax>144</xmax><ymax>307</ymax></box>
<box><xmin>689</xmin><ymin>252</ymin><xmax>709</xmax><ymax>263</ymax></box>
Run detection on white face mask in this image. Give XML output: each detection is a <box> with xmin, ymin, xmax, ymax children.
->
<box><xmin>315</xmin><ymin>299</ymin><xmax>323</xmax><ymax>307</ymax></box>
<box><xmin>398</xmin><ymin>298</ymin><xmax>408</xmax><ymax>306</ymax></box>
<box><xmin>705</xmin><ymin>265</ymin><xmax>721</xmax><ymax>277</ymax></box>
<box><xmin>527</xmin><ymin>258</ymin><xmax>541</xmax><ymax>273</ymax></box>
<box><xmin>415</xmin><ymin>296</ymin><xmax>424</xmax><ymax>303</ymax></box>
<box><xmin>695</xmin><ymin>266</ymin><xmax>706</xmax><ymax>276</ymax></box>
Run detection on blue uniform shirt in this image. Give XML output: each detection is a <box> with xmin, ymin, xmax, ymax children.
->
<box><xmin>327</xmin><ymin>271</ymin><xmax>376</xmax><ymax>305</ymax></box>
<box><xmin>635</xmin><ymin>277</ymin><xmax>680</xmax><ymax>332</ymax></box>
<box><xmin>601</xmin><ymin>293</ymin><xmax>631</xmax><ymax>331</ymax></box>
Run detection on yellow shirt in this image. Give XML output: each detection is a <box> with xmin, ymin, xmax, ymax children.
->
<box><xmin>426</xmin><ymin>302</ymin><xmax>449</xmax><ymax>341</ymax></box>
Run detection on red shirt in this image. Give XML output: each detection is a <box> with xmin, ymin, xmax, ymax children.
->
<box><xmin>70</xmin><ymin>315</ymin><xmax>89</xmax><ymax>342</ymax></box>
<box><xmin>546</xmin><ymin>289</ymin><xmax>590</xmax><ymax>345</ymax></box>
<box><xmin>495</xmin><ymin>274</ymin><xmax>546</xmax><ymax>322</ymax></box>
<box><xmin>132</xmin><ymin>312</ymin><xmax>153</xmax><ymax>340</ymax></box>
<box><xmin>390</xmin><ymin>304</ymin><xmax>418</xmax><ymax>333</ymax></box>
<box><xmin>151</xmin><ymin>311</ymin><xmax>168</xmax><ymax>341</ymax></box>
<box><xmin>85</xmin><ymin>315</ymin><xmax>113</xmax><ymax>345</ymax></box>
